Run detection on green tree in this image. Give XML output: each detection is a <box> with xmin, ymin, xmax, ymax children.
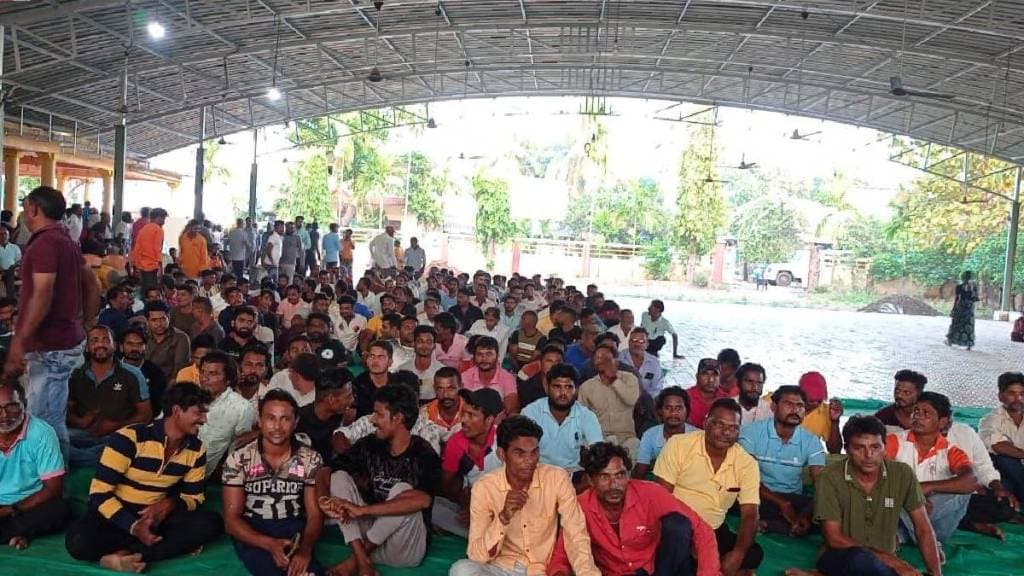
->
<box><xmin>400</xmin><ymin>151</ymin><xmax>447</xmax><ymax>229</ymax></box>
<box><xmin>472</xmin><ymin>172</ymin><xmax>523</xmax><ymax>267</ymax></box>
<box><xmin>673</xmin><ymin>116</ymin><xmax>726</xmax><ymax>259</ymax></box>
<box><xmin>838</xmin><ymin>214</ymin><xmax>893</xmax><ymax>258</ymax></box>
<box><xmin>732</xmin><ymin>197</ymin><xmax>804</xmax><ymax>264</ymax></box>
<box><xmin>273</xmin><ymin>154</ymin><xmax>333</xmax><ymax>223</ymax></box>
<box><xmin>203</xmin><ymin>140</ymin><xmax>233</xmax><ymax>184</ymax></box>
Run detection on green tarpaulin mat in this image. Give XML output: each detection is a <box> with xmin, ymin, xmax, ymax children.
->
<box><xmin>1</xmin><ymin>397</ymin><xmax>1019</xmax><ymax>575</ymax></box>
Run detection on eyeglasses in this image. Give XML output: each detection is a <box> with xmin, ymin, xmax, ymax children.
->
<box><xmin>0</xmin><ymin>402</ymin><xmax>24</xmax><ymax>416</ymax></box>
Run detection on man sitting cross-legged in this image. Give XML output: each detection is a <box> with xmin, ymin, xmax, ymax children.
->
<box><xmin>885</xmin><ymin>392</ymin><xmax>978</xmax><ymax>548</ymax></box>
<box><xmin>223</xmin><ymin>389</ymin><xmax>326</xmax><ymax>576</ymax></box>
<box><xmin>448</xmin><ymin>415</ymin><xmax>600</xmax><ymax>576</ymax></box>
<box><xmin>434</xmin><ymin>388</ymin><xmax>505</xmax><ymax>538</ymax></box>
<box><xmin>654</xmin><ymin>398</ymin><xmax>763</xmax><ymax>576</ymax></box>
<box><xmin>67</xmin><ymin>325</ymin><xmax>152</xmax><ymax>467</ymax></box>
<box><xmin>0</xmin><ymin>381</ymin><xmax>72</xmax><ymax>550</ymax></box>
<box><xmin>785</xmin><ymin>415</ymin><xmax>943</xmax><ymax>576</ymax></box>
<box><xmin>633</xmin><ymin>386</ymin><xmax>698</xmax><ymax>479</ymax></box>
<box><xmin>64</xmin><ymin>382</ymin><xmax>223</xmax><ymax>573</ymax></box>
<box><xmin>739</xmin><ymin>385</ymin><xmax>826</xmax><ymax>537</ymax></box>
<box><xmin>549</xmin><ymin>442</ymin><xmax>720</xmax><ymax>576</ymax></box>
<box><xmin>320</xmin><ymin>384</ymin><xmax>440</xmax><ymax>575</ymax></box>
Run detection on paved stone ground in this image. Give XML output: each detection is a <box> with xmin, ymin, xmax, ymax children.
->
<box><xmin>615</xmin><ymin>297</ymin><xmax>1024</xmax><ymax>408</ymax></box>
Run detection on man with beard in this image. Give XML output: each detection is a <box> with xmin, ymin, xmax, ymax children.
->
<box><xmin>398</xmin><ymin>325</ymin><xmax>445</xmax><ymax>401</ymax></box>
<box><xmin>219</xmin><ymin>306</ymin><xmax>260</xmax><ymax>357</ymax></box>
<box><xmin>434</xmin><ymin>388</ymin><xmax>504</xmax><ymax>537</ymax></box>
<box><xmin>197</xmin><ymin>351</ymin><xmax>257</xmax><ymax>477</ymax></box>
<box><xmin>390</xmin><ymin>315</ymin><xmax>417</xmax><ymax>370</ymax></box>
<box><xmin>739</xmin><ymin>385</ymin><xmax>826</xmax><ymax>537</ymax></box>
<box><xmin>634</xmin><ymin>386</ymin><xmax>698</xmax><ymax>479</ymax></box>
<box><xmin>320</xmin><ymin>384</ymin><xmax>440</xmax><ymax>575</ymax></box>
<box><xmin>352</xmin><ymin>341</ymin><xmax>419</xmax><ymax>417</ymax></box>
<box><xmin>296</xmin><ymin>368</ymin><xmax>355</xmax><ymax>465</ymax></box>
<box><xmin>618</xmin><ymin>328</ymin><xmax>662</xmax><ymax>396</ymax></box>
<box><xmin>119</xmin><ymin>327</ymin><xmax>167</xmax><ymax>416</ymax></box>
<box><xmin>785</xmin><ymin>416</ymin><xmax>942</xmax><ymax>576</ymax></box>
<box><xmin>462</xmin><ymin>336</ymin><xmax>519</xmax><ymax>415</ymax></box>
<box><xmin>171</xmin><ymin>285</ymin><xmax>197</xmax><ymax>335</ymax></box>
<box><xmin>98</xmin><ymin>286</ymin><xmax>134</xmax><ymax>338</ymax></box>
<box><xmin>419</xmin><ymin>367</ymin><xmax>465</xmax><ymax>432</ymax></box>
<box><xmin>655</xmin><ymin>399</ymin><xmax>763</xmax><ymax>576</ymax></box>
<box><xmin>143</xmin><ymin>301</ymin><xmax>190</xmax><ymax>386</ymax></box>
<box><xmin>449</xmin><ymin>416</ymin><xmax>600</xmax><ymax>576</ymax></box>
<box><xmin>736</xmin><ymin>363</ymin><xmax>773</xmax><ymax>425</ymax></box>
<box><xmin>449</xmin><ymin>287</ymin><xmax>483</xmax><ymax>335</ymax></box>
<box><xmin>508</xmin><ymin>310</ymin><xmax>547</xmax><ymax>370</ymax></box>
<box><xmin>267</xmin><ymin>336</ymin><xmax>314</xmax><ymax>392</ymax></box>
<box><xmin>67</xmin><ymin>326</ymin><xmax>153</xmax><ymax>467</ymax></box>
<box><xmin>549</xmin><ymin>442</ymin><xmax>720</xmax><ymax>576</ymax></box>
<box><xmin>334</xmin><ymin>295</ymin><xmax>366</xmax><ymax>354</ymax></box>
<box><xmin>306</xmin><ymin>312</ymin><xmax>348</xmax><ymax>369</ymax></box>
<box><xmin>516</xmin><ymin>344</ymin><xmax>563</xmax><ymax>409</ymax></box>
<box><xmin>223</xmin><ymin>389</ymin><xmax>326</xmax><ymax>576</ymax></box>
<box><xmin>521</xmin><ymin>363</ymin><xmax>603</xmax><ymax>473</ymax></box>
<box><xmin>0</xmin><ymin>382</ymin><xmax>72</xmax><ymax>550</ymax></box>
<box><xmin>65</xmin><ymin>383</ymin><xmax>223</xmax><ymax>573</ymax></box>
<box><xmin>874</xmin><ymin>370</ymin><xmax>928</xmax><ymax>430</ymax></box>
<box><xmin>237</xmin><ymin>344</ymin><xmax>272</xmax><ymax>410</ymax></box>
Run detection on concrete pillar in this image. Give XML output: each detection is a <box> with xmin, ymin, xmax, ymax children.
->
<box><xmin>113</xmin><ymin>124</ymin><xmax>127</xmax><ymax>222</ymax></box>
<box><xmin>999</xmin><ymin>166</ymin><xmax>1023</xmax><ymax>319</ymax></box>
<box><xmin>194</xmin><ymin>106</ymin><xmax>207</xmax><ymax>221</ymax></box>
<box><xmin>101</xmin><ymin>170</ymin><xmax>113</xmax><ymax>216</ymax></box>
<box><xmin>56</xmin><ymin>171</ymin><xmax>67</xmax><ymax>194</ymax></box>
<box><xmin>39</xmin><ymin>152</ymin><xmax>56</xmax><ymax>188</ymax></box>
<box><xmin>3</xmin><ymin>149</ymin><xmax>20</xmax><ymax>215</ymax></box>
<box><xmin>711</xmin><ymin>241</ymin><xmax>726</xmax><ymax>284</ymax></box>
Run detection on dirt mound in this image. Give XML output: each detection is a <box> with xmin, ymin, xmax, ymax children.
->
<box><xmin>859</xmin><ymin>295</ymin><xmax>943</xmax><ymax>316</ymax></box>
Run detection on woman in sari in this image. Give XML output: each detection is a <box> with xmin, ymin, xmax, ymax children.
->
<box><xmin>947</xmin><ymin>270</ymin><xmax>979</xmax><ymax>350</ymax></box>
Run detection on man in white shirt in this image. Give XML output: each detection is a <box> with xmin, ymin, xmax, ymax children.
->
<box><xmin>335</xmin><ymin>296</ymin><xmax>367</xmax><ymax>352</ymax></box>
<box><xmin>398</xmin><ymin>325</ymin><xmax>446</xmax><ymax>401</ymax></box>
<box><xmin>196</xmin><ymin>351</ymin><xmax>257</xmax><ymax>476</ymax></box>
<box><xmin>266</xmin><ymin>353</ymin><xmax>319</xmax><ymax>407</ymax></box>
<box><xmin>369</xmin><ymin>225</ymin><xmax>398</xmax><ymax>270</ymax></box>
<box><xmin>467</xmin><ymin>307</ymin><xmax>511</xmax><ymax>364</ymax></box>
<box><xmin>980</xmin><ymin>371</ymin><xmax>1024</xmax><ymax>505</ymax></box>
<box><xmin>261</xmin><ymin>220</ymin><xmax>284</xmax><ymax>280</ymax></box>
<box><xmin>736</xmin><ymin>363</ymin><xmax>773</xmax><ymax>424</ymax></box>
<box><xmin>65</xmin><ymin>203</ymin><xmax>84</xmax><ymax>243</ymax></box>
<box><xmin>640</xmin><ymin>299</ymin><xmax>684</xmax><ymax>359</ymax></box>
<box><xmin>403</xmin><ymin>237</ymin><xmax>426</xmax><ymax>278</ymax></box>
<box><xmin>0</xmin><ymin>227</ymin><xmax>22</xmax><ymax>297</ymax></box>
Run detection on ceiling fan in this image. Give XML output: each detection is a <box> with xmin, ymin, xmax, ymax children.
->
<box><xmin>726</xmin><ymin>154</ymin><xmax>758</xmax><ymax>170</ymax></box>
<box><xmin>888</xmin><ymin>76</ymin><xmax>954</xmax><ymax>100</ymax></box>
<box><xmin>789</xmin><ymin>129</ymin><xmax>821</xmax><ymax>141</ymax></box>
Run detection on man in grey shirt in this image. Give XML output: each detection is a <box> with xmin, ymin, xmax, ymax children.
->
<box><xmin>226</xmin><ymin>219</ymin><xmax>253</xmax><ymax>279</ymax></box>
<box><xmin>280</xmin><ymin>222</ymin><xmax>303</xmax><ymax>281</ymax></box>
<box><xmin>403</xmin><ymin>237</ymin><xmax>426</xmax><ymax>279</ymax></box>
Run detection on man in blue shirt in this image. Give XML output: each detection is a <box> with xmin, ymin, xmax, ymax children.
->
<box><xmin>633</xmin><ymin>386</ymin><xmax>698</xmax><ymax>479</ymax></box>
<box><xmin>618</xmin><ymin>327</ymin><xmax>662</xmax><ymax>396</ymax></box>
<box><xmin>97</xmin><ymin>286</ymin><xmax>134</xmax><ymax>338</ymax></box>
<box><xmin>321</xmin><ymin>223</ymin><xmax>341</xmax><ymax>273</ymax></box>
<box><xmin>520</xmin><ymin>363</ymin><xmax>603</xmax><ymax>476</ymax></box>
<box><xmin>738</xmin><ymin>385</ymin><xmax>826</xmax><ymax>537</ymax></box>
<box><xmin>0</xmin><ymin>381</ymin><xmax>71</xmax><ymax>549</ymax></box>
<box><xmin>564</xmin><ymin>325</ymin><xmax>598</xmax><ymax>374</ymax></box>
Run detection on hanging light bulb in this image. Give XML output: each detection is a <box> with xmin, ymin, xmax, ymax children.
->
<box><xmin>367</xmin><ymin>67</ymin><xmax>383</xmax><ymax>82</ymax></box>
<box><xmin>267</xmin><ymin>86</ymin><xmax>282</xmax><ymax>100</ymax></box>
<box><xmin>427</xmin><ymin>118</ymin><xmax>437</xmax><ymax>129</ymax></box>
<box><xmin>147</xmin><ymin>21</ymin><xmax>166</xmax><ymax>39</ymax></box>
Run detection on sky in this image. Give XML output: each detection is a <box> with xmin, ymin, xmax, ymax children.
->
<box><xmin>146</xmin><ymin>96</ymin><xmax>921</xmax><ymax>225</ymax></box>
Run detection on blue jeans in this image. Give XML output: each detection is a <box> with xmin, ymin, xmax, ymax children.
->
<box><xmin>817</xmin><ymin>547</ymin><xmax>898</xmax><ymax>576</ymax></box>
<box><xmin>992</xmin><ymin>454</ymin><xmax>1024</xmax><ymax>502</ymax></box>
<box><xmin>25</xmin><ymin>343</ymin><xmax>84</xmax><ymax>467</ymax></box>
<box><xmin>233</xmin><ymin>516</ymin><xmax>324</xmax><ymax>576</ymax></box>
<box><xmin>899</xmin><ymin>492</ymin><xmax>970</xmax><ymax>544</ymax></box>
<box><xmin>68</xmin><ymin>428</ymin><xmax>113</xmax><ymax>468</ymax></box>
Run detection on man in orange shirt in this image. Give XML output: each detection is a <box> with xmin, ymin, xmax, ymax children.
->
<box><xmin>131</xmin><ymin>208</ymin><xmax>166</xmax><ymax>289</ymax></box>
<box><xmin>178</xmin><ymin>220</ymin><xmax>210</xmax><ymax>279</ymax></box>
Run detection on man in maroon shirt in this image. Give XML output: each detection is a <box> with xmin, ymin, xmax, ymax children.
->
<box><xmin>549</xmin><ymin>442</ymin><xmax>720</xmax><ymax>576</ymax></box>
<box><xmin>3</xmin><ymin>187</ymin><xmax>100</xmax><ymax>464</ymax></box>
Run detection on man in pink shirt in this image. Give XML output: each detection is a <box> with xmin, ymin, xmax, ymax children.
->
<box><xmin>433</xmin><ymin>312</ymin><xmax>468</xmax><ymax>370</ymax></box>
<box><xmin>549</xmin><ymin>442</ymin><xmax>720</xmax><ymax>576</ymax></box>
<box><xmin>460</xmin><ymin>336</ymin><xmax>519</xmax><ymax>415</ymax></box>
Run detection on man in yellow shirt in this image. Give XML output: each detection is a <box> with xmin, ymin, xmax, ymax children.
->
<box><xmin>798</xmin><ymin>371</ymin><xmax>844</xmax><ymax>454</ymax></box>
<box><xmin>654</xmin><ymin>398</ymin><xmax>763</xmax><ymax>576</ymax></box>
<box><xmin>173</xmin><ymin>335</ymin><xmax>216</xmax><ymax>387</ymax></box>
<box><xmin>451</xmin><ymin>415</ymin><xmax>600</xmax><ymax>576</ymax></box>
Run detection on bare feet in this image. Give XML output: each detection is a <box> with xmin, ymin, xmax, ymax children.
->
<box><xmin>965</xmin><ymin>521</ymin><xmax>1004</xmax><ymax>540</ymax></box>
<box><xmin>100</xmin><ymin>552</ymin><xmax>147</xmax><ymax>573</ymax></box>
<box><xmin>7</xmin><ymin>536</ymin><xmax>27</xmax><ymax>550</ymax></box>
<box><xmin>326</xmin><ymin>556</ymin><xmax>358</xmax><ymax>576</ymax></box>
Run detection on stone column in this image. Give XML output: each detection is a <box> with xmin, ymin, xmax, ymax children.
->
<box><xmin>56</xmin><ymin>171</ymin><xmax>67</xmax><ymax>193</ymax></box>
<box><xmin>38</xmin><ymin>152</ymin><xmax>56</xmax><ymax>188</ymax></box>
<box><xmin>3</xmin><ymin>149</ymin><xmax>20</xmax><ymax>216</ymax></box>
<box><xmin>101</xmin><ymin>170</ymin><xmax>113</xmax><ymax>215</ymax></box>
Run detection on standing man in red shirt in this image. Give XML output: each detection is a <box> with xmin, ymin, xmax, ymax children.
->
<box><xmin>549</xmin><ymin>442</ymin><xmax>720</xmax><ymax>576</ymax></box>
<box><xmin>3</xmin><ymin>186</ymin><xmax>100</xmax><ymax>465</ymax></box>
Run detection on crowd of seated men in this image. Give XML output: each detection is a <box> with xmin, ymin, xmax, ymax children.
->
<box><xmin>0</xmin><ymin>187</ymin><xmax>1022</xmax><ymax>576</ymax></box>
